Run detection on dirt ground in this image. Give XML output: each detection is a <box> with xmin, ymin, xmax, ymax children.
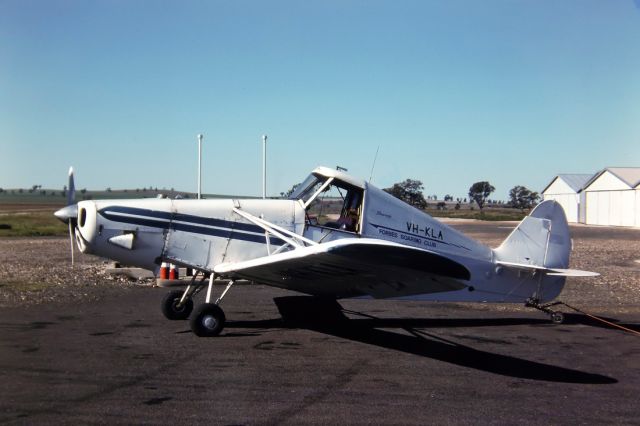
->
<box><xmin>0</xmin><ymin>237</ymin><xmax>143</xmax><ymax>308</ymax></box>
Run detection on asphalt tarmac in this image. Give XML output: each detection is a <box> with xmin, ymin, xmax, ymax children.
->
<box><xmin>1</xmin><ymin>284</ymin><xmax>638</xmax><ymax>425</ymax></box>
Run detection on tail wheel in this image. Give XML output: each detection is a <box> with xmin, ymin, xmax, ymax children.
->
<box><xmin>551</xmin><ymin>312</ymin><xmax>565</xmax><ymax>324</ymax></box>
<box><xmin>190</xmin><ymin>303</ymin><xmax>226</xmax><ymax>337</ymax></box>
<box><xmin>161</xmin><ymin>290</ymin><xmax>194</xmax><ymax>320</ymax></box>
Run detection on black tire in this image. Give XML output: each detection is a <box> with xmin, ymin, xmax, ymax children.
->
<box><xmin>161</xmin><ymin>290</ymin><xmax>194</xmax><ymax>320</ymax></box>
<box><xmin>190</xmin><ymin>303</ymin><xmax>226</xmax><ymax>337</ymax></box>
<box><xmin>551</xmin><ymin>312</ymin><xmax>565</xmax><ymax>324</ymax></box>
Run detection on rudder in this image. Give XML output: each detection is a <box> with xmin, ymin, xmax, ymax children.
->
<box><xmin>494</xmin><ymin>200</ymin><xmax>570</xmax><ymax>269</ymax></box>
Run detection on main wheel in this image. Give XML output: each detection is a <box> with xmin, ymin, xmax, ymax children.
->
<box><xmin>190</xmin><ymin>303</ymin><xmax>226</xmax><ymax>337</ymax></box>
<box><xmin>161</xmin><ymin>290</ymin><xmax>194</xmax><ymax>320</ymax></box>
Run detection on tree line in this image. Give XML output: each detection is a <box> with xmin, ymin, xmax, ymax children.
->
<box><xmin>278</xmin><ymin>177</ymin><xmax>540</xmax><ymax>211</ymax></box>
<box><xmin>383</xmin><ymin>179</ymin><xmax>540</xmax><ymax>211</ymax></box>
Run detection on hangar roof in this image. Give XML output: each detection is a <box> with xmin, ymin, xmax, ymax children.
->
<box><xmin>584</xmin><ymin>167</ymin><xmax>640</xmax><ymax>190</ymax></box>
<box><xmin>542</xmin><ymin>174</ymin><xmax>594</xmax><ymax>194</ymax></box>
<box><xmin>607</xmin><ymin>168</ymin><xmax>640</xmax><ymax>188</ymax></box>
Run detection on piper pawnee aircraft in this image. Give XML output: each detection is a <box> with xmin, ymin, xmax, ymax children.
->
<box><xmin>54</xmin><ymin>166</ymin><xmax>598</xmax><ymax>337</ymax></box>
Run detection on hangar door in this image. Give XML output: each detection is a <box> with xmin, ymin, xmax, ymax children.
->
<box><xmin>586</xmin><ymin>190</ymin><xmax>637</xmax><ymax>226</ymax></box>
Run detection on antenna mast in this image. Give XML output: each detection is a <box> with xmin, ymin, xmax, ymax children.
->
<box><xmin>262</xmin><ymin>135</ymin><xmax>267</xmax><ymax>199</ymax></box>
<box><xmin>197</xmin><ymin>134</ymin><xmax>203</xmax><ymax>199</ymax></box>
<box><xmin>369</xmin><ymin>145</ymin><xmax>380</xmax><ymax>182</ymax></box>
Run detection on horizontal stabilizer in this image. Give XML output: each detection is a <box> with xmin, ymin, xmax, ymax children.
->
<box><xmin>546</xmin><ymin>268</ymin><xmax>600</xmax><ymax>277</ymax></box>
<box><xmin>496</xmin><ymin>261</ymin><xmax>599</xmax><ymax>277</ymax></box>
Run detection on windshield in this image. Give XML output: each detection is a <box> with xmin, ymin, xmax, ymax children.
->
<box><xmin>288</xmin><ymin>174</ymin><xmax>328</xmax><ymax>204</ymax></box>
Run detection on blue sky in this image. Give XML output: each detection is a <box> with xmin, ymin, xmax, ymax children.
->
<box><xmin>1</xmin><ymin>0</ymin><xmax>639</xmax><ymax>200</ymax></box>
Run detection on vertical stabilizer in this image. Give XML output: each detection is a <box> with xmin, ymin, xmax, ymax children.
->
<box><xmin>494</xmin><ymin>200</ymin><xmax>570</xmax><ymax>269</ymax></box>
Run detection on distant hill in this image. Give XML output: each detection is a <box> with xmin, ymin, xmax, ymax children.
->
<box><xmin>0</xmin><ymin>188</ymin><xmax>260</xmax><ymax>206</ymax></box>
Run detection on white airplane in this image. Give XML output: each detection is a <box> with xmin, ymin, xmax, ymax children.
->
<box><xmin>54</xmin><ymin>166</ymin><xmax>598</xmax><ymax>337</ymax></box>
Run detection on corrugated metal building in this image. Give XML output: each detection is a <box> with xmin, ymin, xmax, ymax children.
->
<box><xmin>541</xmin><ymin>174</ymin><xmax>593</xmax><ymax>223</ymax></box>
<box><xmin>543</xmin><ymin>168</ymin><xmax>640</xmax><ymax>227</ymax></box>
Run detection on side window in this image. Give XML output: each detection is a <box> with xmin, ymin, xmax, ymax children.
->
<box><xmin>339</xmin><ymin>189</ymin><xmax>362</xmax><ymax>232</ymax></box>
<box><xmin>306</xmin><ymin>181</ymin><xmax>363</xmax><ymax>233</ymax></box>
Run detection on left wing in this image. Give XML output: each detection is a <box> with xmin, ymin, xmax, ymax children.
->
<box><xmin>214</xmin><ymin>238</ymin><xmax>470</xmax><ymax>299</ymax></box>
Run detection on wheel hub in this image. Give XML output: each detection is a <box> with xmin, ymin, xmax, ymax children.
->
<box><xmin>203</xmin><ymin>315</ymin><xmax>217</xmax><ymax>330</ymax></box>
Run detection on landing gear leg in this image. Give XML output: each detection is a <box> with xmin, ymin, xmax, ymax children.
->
<box><xmin>525</xmin><ymin>298</ymin><xmax>565</xmax><ymax>324</ymax></box>
<box><xmin>190</xmin><ymin>275</ymin><xmax>235</xmax><ymax>337</ymax></box>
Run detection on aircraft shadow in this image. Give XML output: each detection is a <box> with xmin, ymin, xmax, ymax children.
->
<box><xmin>225</xmin><ymin>296</ymin><xmax>617</xmax><ymax>385</ymax></box>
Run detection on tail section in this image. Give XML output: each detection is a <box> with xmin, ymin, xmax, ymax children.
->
<box><xmin>490</xmin><ymin>200</ymin><xmax>599</xmax><ymax>311</ymax></box>
<box><xmin>493</xmin><ymin>200</ymin><xmax>600</xmax><ymax>282</ymax></box>
<box><xmin>494</xmin><ymin>200</ymin><xmax>570</xmax><ymax>269</ymax></box>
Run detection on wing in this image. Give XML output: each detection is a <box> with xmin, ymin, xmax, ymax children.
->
<box><xmin>214</xmin><ymin>238</ymin><xmax>470</xmax><ymax>299</ymax></box>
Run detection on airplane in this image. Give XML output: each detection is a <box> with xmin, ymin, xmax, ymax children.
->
<box><xmin>54</xmin><ymin>166</ymin><xmax>599</xmax><ymax>337</ymax></box>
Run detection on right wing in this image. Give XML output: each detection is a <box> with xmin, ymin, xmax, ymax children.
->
<box><xmin>214</xmin><ymin>238</ymin><xmax>470</xmax><ymax>299</ymax></box>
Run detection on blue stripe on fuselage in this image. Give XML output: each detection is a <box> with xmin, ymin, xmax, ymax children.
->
<box><xmin>98</xmin><ymin>206</ymin><xmax>286</xmax><ymax>246</ymax></box>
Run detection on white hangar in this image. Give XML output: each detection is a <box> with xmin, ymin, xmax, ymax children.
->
<box><xmin>543</xmin><ymin>168</ymin><xmax>640</xmax><ymax>227</ymax></box>
<box><xmin>583</xmin><ymin>168</ymin><xmax>640</xmax><ymax>227</ymax></box>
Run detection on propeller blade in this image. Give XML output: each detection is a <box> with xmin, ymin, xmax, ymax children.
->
<box><xmin>67</xmin><ymin>167</ymin><xmax>75</xmax><ymax>206</ymax></box>
<box><xmin>54</xmin><ymin>166</ymin><xmax>79</xmax><ymax>268</ymax></box>
<box><xmin>55</xmin><ymin>166</ymin><xmax>78</xmax><ymax>225</ymax></box>
<box><xmin>68</xmin><ymin>221</ymin><xmax>75</xmax><ymax>267</ymax></box>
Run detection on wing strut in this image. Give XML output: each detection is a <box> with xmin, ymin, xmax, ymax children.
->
<box><xmin>232</xmin><ymin>208</ymin><xmax>318</xmax><ymax>253</ymax></box>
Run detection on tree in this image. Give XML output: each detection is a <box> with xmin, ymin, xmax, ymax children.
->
<box><xmin>509</xmin><ymin>185</ymin><xmax>540</xmax><ymax>210</ymax></box>
<box><xmin>468</xmin><ymin>181</ymin><xmax>495</xmax><ymax>211</ymax></box>
<box><xmin>280</xmin><ymin>183</ymin><xmax>300</xmax><ymax>198</ymax></box>
<box><xmin>384</xmin><ymin>179</ymin><xmax>428</xmax><ymax>209</ymax></box>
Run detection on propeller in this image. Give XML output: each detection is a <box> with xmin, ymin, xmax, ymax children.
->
<box><xmin>53</xmin><ymin>167</ymin><xmax>78</xmax><ymax>266</ymax></box>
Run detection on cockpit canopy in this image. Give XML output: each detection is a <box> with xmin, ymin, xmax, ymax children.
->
<box><xmin>289</xmin><ymin>167</ymin><xmax>366</xmax><ymax>233</ymax></box>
